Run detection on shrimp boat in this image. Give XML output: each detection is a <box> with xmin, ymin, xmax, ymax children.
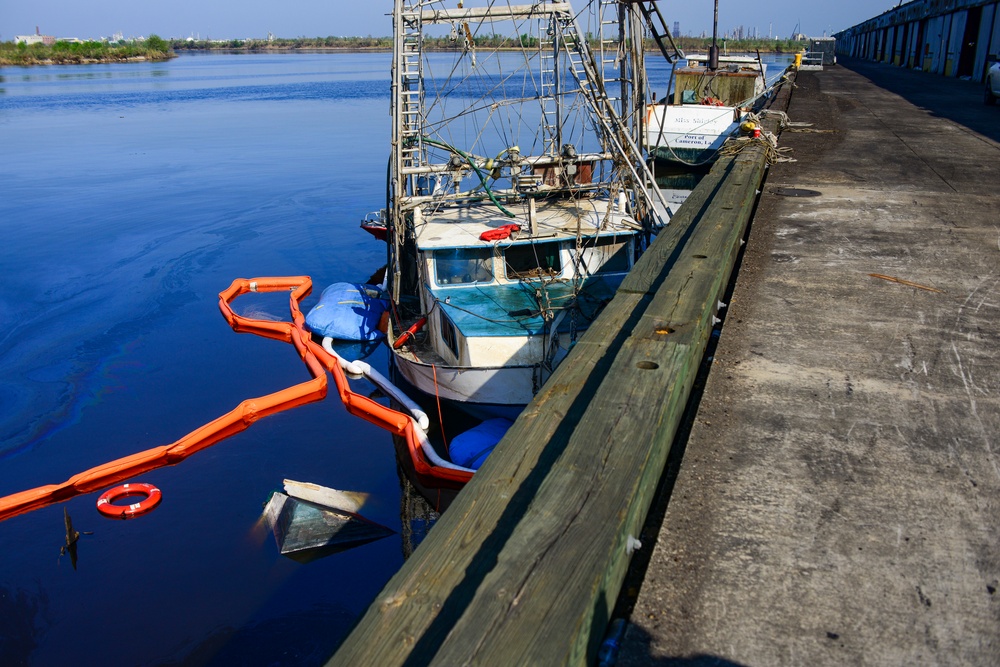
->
<box><xmin>368</xmin><ymin>0</ymin><xmax>679</xmax><ymax>419</ymax></box>
<box><xmin>644</xmin><ymin>52</ymin><xmax>768</xmax><ymax>165</ymax></box>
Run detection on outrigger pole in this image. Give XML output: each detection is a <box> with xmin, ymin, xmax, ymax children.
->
<box><xmin>709</xmin><ymin>0</ymin><xmax>720</xmax><ymax>70</ymax></box>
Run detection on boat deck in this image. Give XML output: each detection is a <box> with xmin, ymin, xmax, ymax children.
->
<box><xmin>412</xmin><ymin>196</ymin><xmax>639</xmax><ymax>250</ymax></box>
<box><xmin>619</xmin><ymin>58</ymin><xmax>1000</xmax><ymax>665</ymax></box>
<box><xmin>433</xmin><ymin>277</ymin><xmax>618</xmax><ymax>338</ymax></box>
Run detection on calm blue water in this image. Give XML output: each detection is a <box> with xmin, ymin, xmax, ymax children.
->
<box><xmin>0</xmin><ymin>49</ymin><xmax>794</xmax><ymax>665</ymax></box>
<box><xmin>0</xmin><ymin>52</ymin><xmax>402</xmax><ymax>666</ymax></box>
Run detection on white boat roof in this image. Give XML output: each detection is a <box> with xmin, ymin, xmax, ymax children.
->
<box><xmin>413</xmin><ymin>197</ymin><xmax>639</xmax><ymax>250</ymax></box>
<box><xmin>686</xmin><ymin>53</ymin><xmax>763</xmax><ymax>66</ymax></box>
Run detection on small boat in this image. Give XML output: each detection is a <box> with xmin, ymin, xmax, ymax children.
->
<box><xmin>368</xmin><ymin>0</ymin><xmax>676</xmax><ymax>419</ymax></box>
<box><xmin>360</xmin><ymin>210</ymin><xmax>389</xmax><ymax>242</ymax></box>
<box><xmin>644</xmin><ymin>52</ymin><xmax>768</xmax><ymax>165</ymax></box>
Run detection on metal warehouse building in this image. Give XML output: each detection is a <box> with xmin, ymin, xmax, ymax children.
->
<box><xmin>835</xmin><ymin>0</ymin><xmax>1000</xmax><ymax>81</ymax></box>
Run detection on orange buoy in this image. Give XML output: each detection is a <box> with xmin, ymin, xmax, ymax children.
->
<box><xmin>392</xmin><ymin>317</ymin><xmax>427</xmax><ymax>349</ymax></box>
<box><xmin>96</xmin><ymin>483</ymin><xmax>162</xmax><ymax>519</ymax></box>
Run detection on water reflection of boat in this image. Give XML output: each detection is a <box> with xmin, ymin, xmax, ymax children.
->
<box><xmin>645</xmin><ymin>53</ymin><xmax>769</xmax><ymax>165</ymax></box>
<box><xmin>371</xmin><ymin>0</ymin><xmax>674</xmax><ymax>421</ymax></box>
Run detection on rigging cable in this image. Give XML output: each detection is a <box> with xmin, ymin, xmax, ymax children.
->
<box><xmin>422</xmin><ymin>136</ymin><xmax>516</xmax><ymax>218</ymax></box>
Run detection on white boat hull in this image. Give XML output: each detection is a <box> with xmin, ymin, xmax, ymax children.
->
<box><xmin>645</xmin><ymin>104</ymin><xmax>743</xmax><ymax>164</ymax></box>
<box><xmin>392</xmin><ymin>353</ymin><xmax>540</xmax><ymax>419</ymax></box>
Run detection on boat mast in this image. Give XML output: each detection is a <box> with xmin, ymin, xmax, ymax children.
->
<box><xmin>386</xmin><ymin>1</ymin><xmax>673</xmax><ymax>231</ymax></box>
<box><xmin>709</xmin><ymin>0</ymin><xmax>720</xmax><ymax>70</ymax></box>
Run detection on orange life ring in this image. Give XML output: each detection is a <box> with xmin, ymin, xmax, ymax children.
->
<box><xmin>96</xmin><ymin>483</ymin><xmax>162</xmax><ymax>519</ymax></box>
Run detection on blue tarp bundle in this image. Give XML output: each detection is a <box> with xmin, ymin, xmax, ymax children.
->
<box><xmin>449</xmin><ymin>418</ymin><xmax>513</xmax><ymax>470</ymax></box>
<box><xmin>305</xmin><ymin>283</ymin><xmax>388</xmax><ymax>341</ymax></box>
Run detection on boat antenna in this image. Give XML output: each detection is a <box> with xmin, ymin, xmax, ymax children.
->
<box><xmin>709</xmin><ymin>0</ymin><xmax>719</xmax><ymax>71</ymax></box>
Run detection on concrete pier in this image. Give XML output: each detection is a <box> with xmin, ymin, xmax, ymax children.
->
<box><xmin>619</xmin><ymin>59</ymin><xmax>1000</xmax><ymax>665</ymax></box>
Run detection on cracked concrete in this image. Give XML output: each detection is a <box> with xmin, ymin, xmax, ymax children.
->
<box><xmin>618</xmin><ymin>59</ymin><xmax>1000</xmax><ymax>666</ymax></box>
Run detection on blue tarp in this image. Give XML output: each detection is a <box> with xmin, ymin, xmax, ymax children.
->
<box><xmin>305</xmin><ymin>283</ymin><xmax>388</xmax><ymax>341</ymax></box>
<box><xmin>449</xmin><ymin>418</ymin><xmax>513</xmax><ymax>470</ymax></box>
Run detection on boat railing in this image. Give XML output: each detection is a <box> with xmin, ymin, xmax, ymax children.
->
<box><xmin>800</xmin><ymin>52</ymin><xmax>825</xmax><ymax>70</ymax></box>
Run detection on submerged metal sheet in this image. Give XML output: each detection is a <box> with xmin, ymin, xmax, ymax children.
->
<box><xmin>263</xmin><ymin>492</ymin><xmax>394</xmax><ymax>562</ymax></box>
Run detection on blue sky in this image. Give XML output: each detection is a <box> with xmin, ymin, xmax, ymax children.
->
<box><xmin>4</xmin><ymin>0</ymin><xmax>898</xmax><ymax>42</ymax></box>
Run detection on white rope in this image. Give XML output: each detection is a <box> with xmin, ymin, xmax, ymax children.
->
<box><xmin>322</xmin><ymin>337</ymin><xmax>430</xmax><ymax>431</ymax></box>
<box><xmin>719</xmin><ymin>132</ymin><xmax>796</xmax><ymax>164</ymax></box>
<box><xmin>321</xmin><ymin>337</ymin><xmax>476</xmax><ymax>474</ymax></box>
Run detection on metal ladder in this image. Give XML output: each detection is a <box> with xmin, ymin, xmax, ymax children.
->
<box><xmin>539</xmin><ymin>14</ymin><xmax>561</xmax><ymax>156</ymax></box>
<box><xmin>628</xmin><ymin>0</ymin><xmax>684</xmax><ymax>66</ymax></box>
<box><xmin>597</xmin><ymin>0</ymin><xmax>627</xmax><ymax>119</ymax></box>
<box><xmin>552</xmin><ymin>5</ymin><xmax>673</xmax><ymax>228</ymax></box>
<box><xmin>539</xmin><ymin>2</ymin><xmax>609</xmax><ymax>156</ymax></box>
<box><xmin>541</xmin><ymin>6</ymin><xmax>618</xmax><ymax>153</ymax></box>
<box><xmin>395</xmin><ymin>1</ymin><xmax>424</xmax><ymax>175</ymax></box>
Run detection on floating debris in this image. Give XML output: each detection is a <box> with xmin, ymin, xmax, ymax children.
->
<box><xmin>281</xmin><ymin>479</ymin><xmax>368</xmax><ymax>514</ymax></box>
<box><xmin>263</xmin><ymin>481</ymin><xmax>393</xmax><ymax>562</ymax></box>
<box><xmin>59</xmin><ymin>507</ymin><xmax>92</xmax><ymax>570</ymax></box>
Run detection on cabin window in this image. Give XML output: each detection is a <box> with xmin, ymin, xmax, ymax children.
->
<box><xmin>583</xmin><ymin>236</ymin><xmax>632</xmax><ymax>274</ymax></box>
<box><xmin>504</xmin><ymin>241</ymin><xmax>563</xmax><ymax>279</ymax></box>
<box><xmin>439</xmin><ymin>310</ymin><xmax>460</xmax><ymax>359</ymax></box>
<box><xmin>434</xmin><ymin>248</ymin><xmax>494</xmax><ymax>286</ymax></box>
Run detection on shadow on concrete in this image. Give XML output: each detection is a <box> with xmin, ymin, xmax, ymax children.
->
<box><xmin>617</xmin><ymin>623</ymin><xmax>749</xmax><ymax>667</ymax></box>
<box><xmin>838</xmin><ymin>56</ymin><xmax>1000</xmax><ymax>144</ymax></box>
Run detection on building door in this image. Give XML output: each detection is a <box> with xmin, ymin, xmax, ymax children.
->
<box><xmin>915</xmin><ymin>19</ymin><xmax>927</xmax><ymax>70</ymax></box>
<box><xmin>899</xmin><ymin>22</ymin><xmax>910</xmax><ymax>67</ymax></box>
<box><xmin>957</xmin><ymin>7</ymin><xmax>982</xmax><ymax>77</ymax></box>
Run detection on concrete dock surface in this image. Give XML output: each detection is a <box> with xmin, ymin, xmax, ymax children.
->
<box><xmin>619</xmin><ymin>59</ymin><xmax>1000</xmax><ymax>665</ymax></box>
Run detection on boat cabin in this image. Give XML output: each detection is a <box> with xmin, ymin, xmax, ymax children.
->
<box><xmin>672</xmin><ymin>54</ymin><xmax>767</xmax><ymax>106</ymax></box>
<box><xmin>410</xmin><ymin>198</ymin><xmax>639</xmax><ymax>369</ymax></box>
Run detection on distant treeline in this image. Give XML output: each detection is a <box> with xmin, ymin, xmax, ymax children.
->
<box><xmin>0</xmin><ymin>35</ymin><xmax>174</xmax><ymax>65</ymax></box>
<box><xmin>169</xmin><ymin>35</ymin><xmax>806</xmax><ymax>53</ymax></box>
<box><xmin>0</xmin><ymin>34</ymin><xmax>805</xmax><ymax>66</ymax></box>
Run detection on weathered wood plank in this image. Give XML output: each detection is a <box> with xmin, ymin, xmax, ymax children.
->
<box><xmin>329</xmin><ymin>80</ymin><xmax>783</xmax><ymax>664</ymax></box>
<box><xmin>426</xmin><ymin>154</ymin><xmax>768</xmax><ymax>665</ymax></box>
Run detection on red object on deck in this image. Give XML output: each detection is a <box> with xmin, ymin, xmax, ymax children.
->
<box><xmin>392</xmin><ymin>317</ymin><xmax>427</xmax><ymax>349</ymax></box>
<box><xmin>479</xmin><ymin>224</ymin><xmax>520</xmax><ymax>242</ymax></box>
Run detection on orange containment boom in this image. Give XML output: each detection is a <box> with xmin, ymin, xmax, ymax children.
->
<box><xmin>0</xmin><ymin>276</ymin><xmax>471</xmax><ymax>524</ymax></box>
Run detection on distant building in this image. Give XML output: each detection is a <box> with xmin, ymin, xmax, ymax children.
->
<box><xmin>15</xmin><ymin>27</ymin><xmax>55</xmax><ymax>46</ymax></box>
<box><xmin>809</xmin><ymin>37</ymin><xmax>838</xmax><ymax>65</ymax></box>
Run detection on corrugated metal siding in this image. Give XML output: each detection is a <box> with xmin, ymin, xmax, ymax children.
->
<box><xmin>835</xmin><ymin>0</ymin><xmax>1000</xmax><ymax>81</ymax></box>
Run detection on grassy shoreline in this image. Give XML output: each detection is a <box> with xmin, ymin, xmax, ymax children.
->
<box><xmin>0</xmin><ymin>36</ymin><xmax>174</xmax><ymax>66</ymax></box>
<box><xmin>1</xmin><ymin>34</ymin><xmax>805</xmax><ymax>66</ymax></box>
<box><xmin>170</xmin><ymin>35</ymin><xmax>804</xmax><ymax>54</ymax></box>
